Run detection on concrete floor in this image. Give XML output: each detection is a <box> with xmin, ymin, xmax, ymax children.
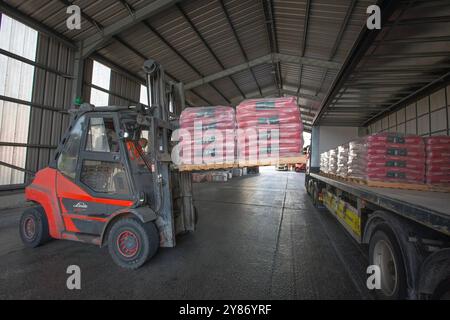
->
<box><xmin>0</xmin><ymin>168</ymin><xmax>372</xmax><ymax>299</ymax></box>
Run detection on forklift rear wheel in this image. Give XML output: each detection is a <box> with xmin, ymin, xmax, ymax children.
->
<box><xmin>108</xmin><ymin>218</ymin><xmax>159</xmax><ymax>270</ymax></box>
<box><xmin>19</xmin><ymin>206</ymin><xmax>50</xmax><ymax>248</ymax></box>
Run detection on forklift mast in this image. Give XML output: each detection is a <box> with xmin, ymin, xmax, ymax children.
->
<box><xmin>142</xmin><ymin>60</ymin><xmax>196</xmax><ymax>247</ymax></box>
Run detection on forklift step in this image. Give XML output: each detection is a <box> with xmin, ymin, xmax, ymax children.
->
<box><xmin>61</xmin><ymin>232</ymin><xmax>101</xmax><ymax>246</ymax></box>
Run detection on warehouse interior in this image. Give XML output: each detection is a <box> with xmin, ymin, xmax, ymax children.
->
<box><xmin>0</xmin><ymin>0</ymin><xmax>449</xmax><ymax>300</ymax></box>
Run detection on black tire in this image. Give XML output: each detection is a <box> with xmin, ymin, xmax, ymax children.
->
<box><xmin>194</xmin><ymin>206</ymin><xmax>199</xmax><ymax>225</ymax></box>
<box><xmin>19</xmin><ymin>206</ymin><xmax>50</xmax><ymax>248</ymax></box>
<box><xmin>432</xmin><ymin>279</ymin><xmax>450</xmax><ymax>300</ymax></box>
<box><xmin>312</xmin><ymin>183</ymin><xmax>320</xmax><ymax>207</ymax></box>
<box><xmin>108</xmin><ymin>218</ymin><xmax>159</xmax><ymax>270</ymax></box>
<box><xmin>369</xmin><ymin>229</ymin><xmax>407</xmax><ymax>300</ymax></box>
<box><xmin>306</xmin><ymin>180</ymin><xmax>313</xmax><ymax>196</ymax></box>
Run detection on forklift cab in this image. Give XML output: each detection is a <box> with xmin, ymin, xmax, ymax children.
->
<box><xmin>55</xmin><ymin>107</ymin><xmax>156</xmax><ymax>215</ymax></box>
<box><xmin>21</xmin><ymin>60</ymin><xmax>196</xmax><ymax>270</ymax></box>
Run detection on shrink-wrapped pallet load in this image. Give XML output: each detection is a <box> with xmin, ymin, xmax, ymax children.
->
<box><xmin>328</xmin><ymin>148</ymin><xmax>338</xmax><ymax>175</ymax></box>
<box><xmin>348</xmin><ymin>138</ymin><xmax>368</xmax><ymax>180</ymax></box>
<box><xmin>337</xmin><ymin>144</ymin><xmax>349</xmax><ymax>178</ymax></box>
<box><xmin>365</xmin><ymin>133</ymin><xmax>425</xmax><ymax>184</ymax></box>
<box><xmin>320</xmin><ymin>151</ymin><xmax>330</xmax><ymax>174</ymax></box>
<box><xmin>178</xmin><ymin>106</ymin><xmax>236</xmax><ymax>168</ymax></box>
<box><xmin>425</xmin><ymin>136</ymin><xmax>450</xmax><ymax>187</ymax></box>
<box><xmin>347</xmin><ymin>133</ymin><xmax>425</xmax><ymax>184</ymax></box>
<box><xmin>236</xmin><ymin>97</ymin><xmax>303</xmax><ymax>164</ymax></box>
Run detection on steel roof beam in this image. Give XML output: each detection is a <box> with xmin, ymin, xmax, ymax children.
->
<box><xmin>59</xmin><ymin>0</ymin><xmax>103</xmax><ymax>31</ymax></box>
<box><xmin>141</xmin><ymin>21</ymin><xmax>230</xmax><ymax>104</ymax></box>
<box><xmin>232</xmin><ymin>87</ymin><xmax>322</xmax><ymax>107</ymax></box>
<box><xmin>262</xmin><ymin>0</ymin><xmax>282</xmax><ymax>96</ymax></box>
<box><xmin>327</xmin><ymin>108</ymin><xmax>388</xmax><ymax>112</ymax></box>
<box><xmin>332</xmin><ymin>102</ymin><xmax>394</xmax><ymax>105</ymax></box>
<box><xmin>385</xmin><ymin>15</ymin><xmax>450</xmax><ymax>26</ymax></box>
<box><xmin>369</xmin><ymin>51</ymin><xmax>450</xmax><ymax>59</ymax></box>
<box><xmin>218</xmin><ymin>0</ymin><xmax>262</xmax><ymax>97</ymax></box>
<box><xmin>184</xmin><ymin>54</ymin><xmax>340</xmax><ymax>90</ymax></box>
<box><xmin>113</xmin><ymin>35</ymin><xmax>211</xmax><ymax>106</ymax></box>
<box><xmin>373</xmin><ymin>35</ymin><xmax>450</xmax><ymax>45</ymax></box>
<box><xmin>315</xmin><ymin>0</ymin><xmax>357</xmax><ymax>96</ymax></box>
<box><xmin>295</xmin><ymin>0</ymin><xmax>311</xmax><ymax>100</ymax></box>
<box><xmin>80</xmin><ymin>0</ymin><xmax>182</xmax><ymax>58</ymax></box>
<box><xmin>117</xmin><ymin>0</ymin><xmax>135</xmax><ymax>16</ymax></box>
<box><xmin>95</xmin><ymin>37</ymin><xmax>204</xmax><ymax>106</ymax></box>
<box><xmin>354</xmin><ymin>64</ymin><xmax>450</xmax><ymax>73</ymax></box>
<box><xmin>175</xmin><ymin>3</ymin><xmax>244</xmax><ymax>100</ymax></box>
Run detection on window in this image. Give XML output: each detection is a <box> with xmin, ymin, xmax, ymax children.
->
<box><xmin>0</xmin><ymin>15</ymin><xmax>38</xmax><ymax>185</ymax></box>
<box><xmin>140</xmin><ymin>84</ymin><xmax>148</xmax><ymax>106</ymax></box>
<box><xmin>57</xmin><ymin>116</ymin><xmax>86</xmax><ymax>179</ymax></box>
<box><xmin>90</xmin><ymin>61</ymin><xmax>111</xmax><ymax>106</ymax></box>
<box><xmin>80</xmin><ymin>160</ymin><xmax>130</xmax><ymax>195</ymax></box>
<box><xmin>86</xmin><ymin>117</ymin><xmax>119</xmax><ymax>153</ymax></box>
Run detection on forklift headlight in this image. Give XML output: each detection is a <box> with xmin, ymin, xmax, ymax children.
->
<box><xmin>138</xmin><ymin>192</ymin><xmax>146</xmax><ymax>205</ymax></box>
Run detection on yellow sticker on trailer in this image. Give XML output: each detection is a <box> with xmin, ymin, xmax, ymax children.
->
<box><xmin>344</xmin><ymin>207</ymin><xmax>361</xmax><ymax>236</ymax></box>
<box><xmin>323</xmin><ymin>192</ymin><xmax>362</xmax><ymax>238</ymax></box>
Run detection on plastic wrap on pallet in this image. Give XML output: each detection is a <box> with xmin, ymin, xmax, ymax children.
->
<box><xmin>320</xmin><ymin>151</ymin><xmax>330</xmax><ymax>174</ymax></box>
<box><xmin>348</xmin><ymin>133</ymin><xmax>425</xmax><ymax>184</ymax></box>
<box><xmin>328</xmin><ymin>148</ymin><xmax>338</xmax><ymax>175</ymax></box>
<box><xmin>236</xmin><ymin>97</ymin><xmax>304</xmax><ymax>163</ymax></box>
<box><xmin>348</xmin><ymin>137</ymin><xmax>368</xmax><ymax>180</ymax></box>
<box><xmin>337</xmin><ymin>144</ymin><xmax>349</xmax><ymax>178</ymax></box>
<box><xmin>178</xmin><ymin>106</ymin><xmax>236</xmax><ymax>166</ymax></box>
<box><xmin>425</xmin><ymin>136</ymin><xmax>450</xmax><ymax>186</ymax></box>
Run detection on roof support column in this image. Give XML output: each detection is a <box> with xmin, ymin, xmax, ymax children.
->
<box><xmin>71</xmin><ymin>49</ymin><xmax>85</xmax><ymax>105</ymax></box>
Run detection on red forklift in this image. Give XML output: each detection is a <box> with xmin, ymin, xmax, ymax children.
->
<box><xmin>19</xmin><ymin>60</ymin><xmax>196</xmax><ymax>269</ymax></box>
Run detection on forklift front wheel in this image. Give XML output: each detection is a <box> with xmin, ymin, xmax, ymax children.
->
<box><xmin>19</xmin><ymin>206</ymin><xmax>50</xmax><ymax>248</ymax></box>
<box><xmin>108</xmin><ymin>218</ymin><xmax>159</xmax><ymax>270</ymax></box>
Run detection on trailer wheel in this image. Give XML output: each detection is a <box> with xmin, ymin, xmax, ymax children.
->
<box><xmin>194</xmin><ymin>206</ymin><xmax>199</xmax><ymax>225</ymax></box>
<box><xmin>369</xmin><ymin>229</ymin><xmax>407</xmax><ymax>299</ymax></box>
<box><xmin>312</xmin><ymin>183</ymin><xmax>320</xmax><ymax>207</ymax></box>
<box><xmin>108</xmin><ymin>218</ymin><xmax>159</xmax><ymax>270</ymax></box>
<box><xmin>432</xmin><ymin>279</ymin><xmax>450</xmax><ymax>300</ymax></box>
<box><xmin>19</xmin><ymin>206</ymin><xmax>50</xmax><ymax>248</ymax></box>
<box><xmin>306</xmin><ymin>179</ymin><xmax>311</xmax><ymax>195</ymax></box>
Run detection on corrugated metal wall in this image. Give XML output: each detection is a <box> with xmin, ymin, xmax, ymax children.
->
<box><xmin>25</xmin><ymin>34</ymin><xmax>74</xmax><ymax>178</ymax></box>
<box><xmin>368</xmin><ymin>84</ymin><xmax>450</xmax><ymax>137</ymax></box>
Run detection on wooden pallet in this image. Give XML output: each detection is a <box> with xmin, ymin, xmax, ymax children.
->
<box><xmin>238</xmin><ymin>155</ymin><xmax>307</xmax><ymax>167</ymax></box>
<box><xmin>427</xmin><ymin>185</ymin><xmax>450</xmax><ymax>193</ymax></box>
<box><xmin>178</xmin><ymin>163</ymin><xmax>236</xmax><ymax>172</ymax></box>
<box><xmin>320</xmin><ymin>172</ymin><xmax>347</xmax><ymax>181</ymax></box>
<box><xmin>319</xmin><ymin>173</ymin><xmax>450</xmax><ymax>193</ymax></box>
<box><xmin>364</xmin><ymin>180</ymin><xmax>429</xmax><ymax>191</ymax></box>
<box><xmin>347</xmin><ymin>177</ymin><xmax>448</xmax><ymax>193</ymax></box>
